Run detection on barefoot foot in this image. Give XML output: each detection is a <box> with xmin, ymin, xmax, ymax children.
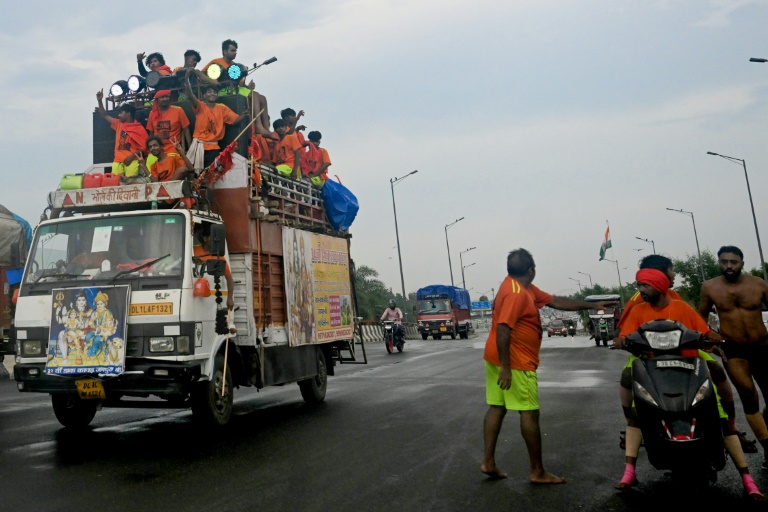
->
<box><xmin>480</xmin><ymin>463</ymin><xmax>507</xmax><ymax>480</ymax></box>
<box><xmin>530</xmin><ymin>471</ymin><xmax>566</xmax><ymax>484</ymax></box>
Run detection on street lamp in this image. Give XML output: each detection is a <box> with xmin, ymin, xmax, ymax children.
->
<box><xmin>666</xmin><ymin>208</ymin><xmax>705</xmax><ymax>282</ymax></box>
<box><xmin>445</xmin><ymin>217</ymin><xmax>465</xmax><ymax>286</ymax></box>
<box><xmin>602</xmin><ymin>258</ymin><xmax>626</xmax><ymax>306</ymax></box>
<box><xmin>577</xmin><ymin>271</ymin><xmax>593</xmax><ymax>287</ymax></box>
<box><xmin>390</xmin><ymin>170</ymin><xmax>419</xmax><ymax>303</ymax></box>
<box><xmin>461</xmin><ymin>262</ymin><xmax>476</xmax><ymax>289</ymax></box>
<box><xmin>635</xmin><ymin>237</ymin><xmax>656</xmax><ymax>254</ymax></box>
<box><xmin>568</xmin><ymin>277</ymin><xmax>582</xmax><ymax>292</ymax></box>
<box><xmin>459</xmin><ymin>247</ymin><xmax>476</xmax><ymax>289</ymax></box>
<box><xmin>707</xmin><ymin>152</ymin><xmax>767</xmax><ymax>282</ymax></box>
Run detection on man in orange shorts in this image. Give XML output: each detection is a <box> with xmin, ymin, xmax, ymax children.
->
<box><xmin>481</xmin><ymin>248</ymin><xmax>616</xmax><ymax>484</ymax></box>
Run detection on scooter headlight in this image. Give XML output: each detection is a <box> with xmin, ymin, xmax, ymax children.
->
<box><xmin>634</xmin><ymin>381</ymin><xmax>659</xmax><ymax>406</ymax></box>
<box><xmin>691</xmin><ymin>379</ymin><xmax>711</xmax><ymax>407</ymax></box>
<box><xmin>644</xmin><ymin>330</ymin><xmax>682</xmax><ymax>350</ymax></box>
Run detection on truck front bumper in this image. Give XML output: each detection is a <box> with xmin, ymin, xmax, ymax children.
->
<box><xmin>14</xmin><ymin>359</ymin><xmax>202</xmax><ymax>396</ymax></box>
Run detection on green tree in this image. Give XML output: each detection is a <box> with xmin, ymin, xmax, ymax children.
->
<box><xmin>352</xmin><ymin>265</ymin><xmax>393</xmax><ymax>321</ymax></box>
<box><xmin>672</xmin><ymin>250</ymin><xmax>719</xmax><ymax>305</ymax></box>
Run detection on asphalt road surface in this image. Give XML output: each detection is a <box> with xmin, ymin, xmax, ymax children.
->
<box><xmin>0</xmin><ymin>333</ymin><xmax>766</xmax><ymax>511</ymax></box>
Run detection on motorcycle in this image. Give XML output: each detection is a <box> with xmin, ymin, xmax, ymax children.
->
<box><xmin>585</xmin><ymin>294</ymin><xmax>620</xmax><ymax>346</ymax></box>
<box><xmin>382</xmin><ymin>321</ymin><xmax>404</xmax><ymax>354</ymax></box>
<box><xmin>624</xmin><ymin>320</ymin><xmax>725</xmax><ymax>485</ymax></box>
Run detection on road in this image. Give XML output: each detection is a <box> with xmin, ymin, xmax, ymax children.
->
<box><xmin>0</xmin><ymin>333</ymin><xmax>765</xmax><ymax>511</ymax></box>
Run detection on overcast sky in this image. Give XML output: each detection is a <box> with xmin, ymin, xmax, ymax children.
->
<box><xmin>2</xmin><ymin>0</ymin><xmax>768</xmax><ymax>299</ymax></box>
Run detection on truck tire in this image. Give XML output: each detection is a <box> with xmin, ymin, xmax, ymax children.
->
<box><xmin>191</xmin><ymin>354</ymin><xmax>233</xmax><ymax>427</ymax></box>
<box><xmin>450</xmin><ymin>331</ymin><xmax>456</xmax><ymax>340</ymax></box>
<box><xmin>299</xmin><ymin>349</ymin><xmax>327</xmax><ymax>403</ymax></box>
<box><xmin>460</xmin><ymin>330</ymin><xmax>468</xmax><ymax>340</ymax></box>
<box><xmin>434</xmin><ymin>334</ymin><xmax>442</xmax><ymax>340</ymax></box>
<box><xmin>51</xmin><ymin>394</ymin><xmax>98</xmax><ymax>428</ymax></box>
<box><xmin>421</xmin><ymin>333</ymin><xmax>428</xmax><ymax>340</ymax></box>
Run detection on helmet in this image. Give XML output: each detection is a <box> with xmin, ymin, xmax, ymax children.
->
<box><xmin>388</xmin><ymin>299</ymin><xmax>397</xmax><ymax>309</ymax></box>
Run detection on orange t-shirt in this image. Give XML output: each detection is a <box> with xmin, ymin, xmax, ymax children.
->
<box><xmin>147</xmin><ymin>106</ymin><xmax>190</xmax><ymax>154</ymax></box>
<box><xmin>483</xmin><ymin>276</ymin><xmax>553</xmax><ymax>371</ymax></box>
<box><xmin>192</xmin><ymin>102</ymin><xmax>239</xmax><ymax>150</ymax></box>
<box><xmin>617</xmin><ymin>289</ymin><xmax>683</xmax><ymax>331</ymax></box>
<box><xmin>151</xmin><ymin>154</ymin><xmax>187</xmax><ymax>182</ymax></box>
<box><xmin>193</xmin><ymin>244</ymin><xmax>231</xmax><ymax>276</ymax></box>
<box><xmin>109</xmin><ymin>118</ymin><xmax>148</xmax><ymax>163</ymax></box>
<box><xmin>317</xmin><ymin>148</ymin><xmax>331</xmax><ymax>181</ymax></box>
<box><xmin>619</xmin><ymin>299</ymin><xmax>711</xmax><ymax>339</ymax></box>
<box><xmin>275</xmin><ymin>132</ymin><xmax>302</xmax><ymax>169</ymax></box>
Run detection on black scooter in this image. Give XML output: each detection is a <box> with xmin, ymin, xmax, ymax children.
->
<box><xmin>625</xmin><ymin>320</ymin><xmax>726</xmax><ymax>484</ymax></box>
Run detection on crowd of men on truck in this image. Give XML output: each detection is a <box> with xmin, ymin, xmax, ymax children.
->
<box><xmin>98</xmin><ymin>39</ymin><xmax>334</xmax><ymax>189</ymax></box>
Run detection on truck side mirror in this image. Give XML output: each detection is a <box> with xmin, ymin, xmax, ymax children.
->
<box><xmin>209</xmin><ymin>224</ymin><xmax>226</xmax><ymax>257</ymax></box>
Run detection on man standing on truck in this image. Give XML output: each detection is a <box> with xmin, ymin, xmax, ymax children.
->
<box><xmin>380</xmin><ymin>300</ymin><xmax>405</xmax><ymax>344</ymax></box>
<box><xmin>95</xmin><ymin>90</ymin><xmax>148</xmax><ymax>177</ymax></box>
<box><xmin>481</xmin><ymin>248</ymin><xmax>616</xmax><ymax>484</ymax></box>
<box><xmin>698</xmin><ymin>245</ymin><xmax>768</xmax><ymax>469</ymax></box>
<box><xmin>146</xmin><ymin>89</ymin><xmax>191</xmax><ymax>154</ymax></box>
<box><xmin>184</xmin><ymin>69</ymin><xmax>249</xmax><ymax>169</ymax></box>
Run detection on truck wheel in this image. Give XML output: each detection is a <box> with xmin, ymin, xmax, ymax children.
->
<box><xmin>434</xmin><ymin>335</ymin><xmax>442</xmax><ymax>340</ymax></box>
<box><xmin>51</xmin><ymin>394</ymin><xmax>98</xmax><ymax>428</ymax></box>
<box><xmin>421</xmin><ymin>333</ymin><xmax>428</xmax><ymax>340</ymax></box>
<box><xmin>191</xmin><ymin>354</ymin><xmax>233</xmax><ymax>427</ymax></box>
<box><xmin>299</xmin><ymin>349</ymin><xmax>327</xmax><ymax>403</ymax></box>
<box><xmin>450</xmin><ymin>332</ymin><xmax>456</xmax><ymax>340</ymax></box>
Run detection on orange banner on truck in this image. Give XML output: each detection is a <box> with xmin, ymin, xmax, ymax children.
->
<box><xmin>283</xmin><ymin>227</ymin><xmax>353</xmax><ymax>346</ymax></box>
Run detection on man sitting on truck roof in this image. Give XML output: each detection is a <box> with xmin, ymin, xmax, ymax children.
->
<box><xmin>201</xmin><ymin>39</ymin><xmax>273</xmax><ymax>138</ymax></box>
<box><xmin>96</xmin><ymin>89</ymin><xmax>148</xmax><ymax>178</ymax></box>
<box><xmin>138</xmin><ymin>136</ymin><xmax>193</xmax><ymax>183</ymax></box>
<box><xmin>273</xmin><ymin>119</ymin><xmax>302</xmax><ymax>179</ymax></box>
<box><xmin>147</xmin><ymin>90</ymin><xmax>191</xmax><ymax>154</ymax></box>
<box><xmin>305</xmin><ymin>131</ymin><xmax>331</xmax><ymax>187</ymax></box>
<box><xmin>183</xmin><ymin>69</ymin><xmax>249</xmax><ymax>170</ymax></box>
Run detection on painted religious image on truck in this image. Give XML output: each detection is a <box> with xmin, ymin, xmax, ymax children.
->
<box><xmin>45</xmin><ymin>285</ymin><xmax>129</xmax><ymax>376</ymax></box>
<box><xmin>283</xmin><ymin>226</ymin><xmax>353</xmax><ymax>346</ymax></box>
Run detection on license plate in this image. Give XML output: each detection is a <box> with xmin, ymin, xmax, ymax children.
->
<box><xmin>129</xmin><ymin>302</ymin><xmax>173</xmax><ymax>316</ymax></box>
<box><xmin>656</xmin><ymin>360</ymin><xmax>695</xmax><ymax>370</ymax></box>
<box><xmin>440</xmin><ymin>327</ymin><xmax>447</xmax><ymax>332</ymax></box>
<box><xmin>76</xmin><ymin>379</ymin><xmax>106</xmax><ymax>399</ymax></box>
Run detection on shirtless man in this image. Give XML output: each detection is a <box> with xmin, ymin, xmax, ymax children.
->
<box><xmin>699</xmin><ymin>245</ymin><xmax>768</xmax><ymax>468</ymax></box>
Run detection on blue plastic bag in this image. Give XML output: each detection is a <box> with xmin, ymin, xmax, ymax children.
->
<box><xmin>321</xmin><ymin>180</ymin><xmax>359</xmax><ymax>231</ymax></box>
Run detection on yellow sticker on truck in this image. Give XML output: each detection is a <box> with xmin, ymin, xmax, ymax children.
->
<box><xmin>129</xmin><ymin>302</ymin><xmax>173</xmax><ymax>316</ymax></box>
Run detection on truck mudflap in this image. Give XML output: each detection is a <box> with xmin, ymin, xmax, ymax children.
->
<box><xmin>14</xmin><ymin>359</ymin><xmax>202</xmax><ymax>396</ymax></box>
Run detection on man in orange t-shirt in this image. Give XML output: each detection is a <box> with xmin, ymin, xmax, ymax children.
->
<box><xmin>138</xmin><ymin>136</ymin><xmax>193</xmax><ymax>183</ymax></box>
<box><xmin>147</xmin><ymin>90</ymin><xmax>191</xmax><ymax>154</ymax></box>
<box><xmin>306</xmin><ymin>131</ymin><xmax>332</xmax><ymax>187</ymax></box>
<box><xmin>481</xmin><ymin>248</ymin><xmax>616</xmax><ymax>485</ymax></box>
<box><xmin>184</xmin><ymin>71</ymin><xmax>249</xmax><ymax>168</ymax></box>
<box><xmin>273</xmin><ymin>119</ymin><xmax>302</xmax><ymax>179</ymax></box>
<box><xmin>95</xmin><ymin>89</ymin><xmax>148</xmax><ymax>177</ymax></box>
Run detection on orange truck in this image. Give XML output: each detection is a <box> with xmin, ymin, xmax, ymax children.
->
<box><xmin>415</xmin><ymin>285</ymin><xmax>471</xmax><ymax>340</ymax></box>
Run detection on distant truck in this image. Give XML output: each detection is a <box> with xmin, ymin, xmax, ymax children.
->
<box><xmin>415</xmin><ymin>285</ymin><xmax>471</xmax><ymax>340</ymax></box>
<box><xmin>0</xmin><ymin>205</ymin><xmax>31</xmax><ymax>355</ymax></box>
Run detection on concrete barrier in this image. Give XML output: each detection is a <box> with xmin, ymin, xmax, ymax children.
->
<box><xmin>1</xmin><ymin>356</ymin><xmax>12</xmax><ymax>378</ymax></box>
<box><xmin>404</xmin><ymin>325</ymin><xmax>419</xmax><ymax>339</ymax></box>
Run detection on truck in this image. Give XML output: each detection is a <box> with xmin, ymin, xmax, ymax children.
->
<box><xmin>12</xmin><ymin>85</ymin><xmax>364</xmax><ymax>428</ymax></box>
<box><xmin>415</xmin><ymin>285</ymin><xmax>471</xmax><ymax>340</ymax></box>
<box><xmin>0</xmin><ymin>204</ymin><xmax>31</xmax><ymax>356</ymax></box>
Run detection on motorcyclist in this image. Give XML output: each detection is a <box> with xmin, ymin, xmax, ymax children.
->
<box><xmin>380</xmin><ymin>299</ymin><xmax>405</xmax><ymax>344</ymax></box>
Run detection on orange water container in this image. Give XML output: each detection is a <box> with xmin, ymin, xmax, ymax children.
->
<box><xmin>83</xmin><ymin>173</ymin><xmax>103</xmax><ymax>189</ymax></box>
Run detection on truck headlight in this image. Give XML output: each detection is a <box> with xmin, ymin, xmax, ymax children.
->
<box><xmin>22</xmin><ymin>340</ymin><xmax>42</xmax><ymax>356</ymax></box>
<box><xmin>446</xmin><ymin>320</ymin><xmax>453</xmax><ymax>326</ymax></box>
<box><xmin>149</xmin><ymin>337</ymin><xmax>175</xmax><ymax>353</ymax></box>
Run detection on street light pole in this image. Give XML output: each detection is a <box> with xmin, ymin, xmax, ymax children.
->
<box><xmin>461</xmin><ymin>262</ymin><xmax>476</xmax><ymax>289</ymax></box>
<box><xmin>577</xmin><ymin>271</ymin><xmax>593</xmax><ymax>288</ymax></box>
<box><xmin>445</xmin><ymin>217</ymin><xmax>465</xmax><ymax>286</ymax></box>
<box><xmin>707</xmin><ymin>152</ymin><xmax>768</xmax><ymax>282</ymax></box>
<box><xmin>459</xmin><ymin>247</ymin><xmax>476</xmax><ymax>290</ymax></box>
<box><xmin>603</xmin><ymin>258</ymin><xmax>625</xmax><ymax>306</ymax></box>
<box><xmin>666</xmin><ymin>208</ymin><xmax>705</xmax><ymax>282</ymax></box>
<box><xmin>568</xmin><ymin>277</ymin><xmax>582</xmax><ymax>292</ymax></box>
<box><xmin>390</xmin><ymin>170</ymin><xmax>419</xmax><ymax>302</ymax></box>
<box><xmin>635</xmin><ymin>236</ymin><xmax>656</xmax><ymax>254</ymax></box>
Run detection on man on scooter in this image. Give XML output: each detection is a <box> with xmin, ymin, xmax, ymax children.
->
<box><xmin>380</xmin><ymin>300</ymin><xmax>405</xmax><ymax>345</ymax></box>
<box><xmin>615</xmin><ymin>268</ymin><xmax>764</xmax><ymax>501</ymax></box>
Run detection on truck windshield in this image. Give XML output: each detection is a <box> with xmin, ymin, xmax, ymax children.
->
<box><xmin>418</xmin><ymin>299</ymin><xmax>451</xmax><ymax>314</ymax></box>
<box><xmin>25</xmin><ymin>213</ymin><xmax>185</xmax><ymax>284</ymax></box>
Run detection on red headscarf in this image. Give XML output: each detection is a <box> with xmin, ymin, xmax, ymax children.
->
<box><xmin>636</xmin><ymin>269</ymin><xmax>670</xmax><ymax>294</ymax></box>
<box><xmin>156</xmin><ymin>65</ymin><xmax>173</xmax><ymax>75</ymax></box>
<box><xmin>152</xmin><ymin>89</ymin><xmax>172</xmax><ymax>115</ymax></box>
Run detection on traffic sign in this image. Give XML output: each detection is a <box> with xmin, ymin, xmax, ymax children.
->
<box><xmin>472</xmin><ymin>301</ymin><xmax>491</xmax><ymax>310</ymax></box>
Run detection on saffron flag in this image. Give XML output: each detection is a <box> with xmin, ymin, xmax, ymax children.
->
<box><xmin>599</xmin><ymin>227</ymin><xmax>612</xmax><ymax>261</ymax></box>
